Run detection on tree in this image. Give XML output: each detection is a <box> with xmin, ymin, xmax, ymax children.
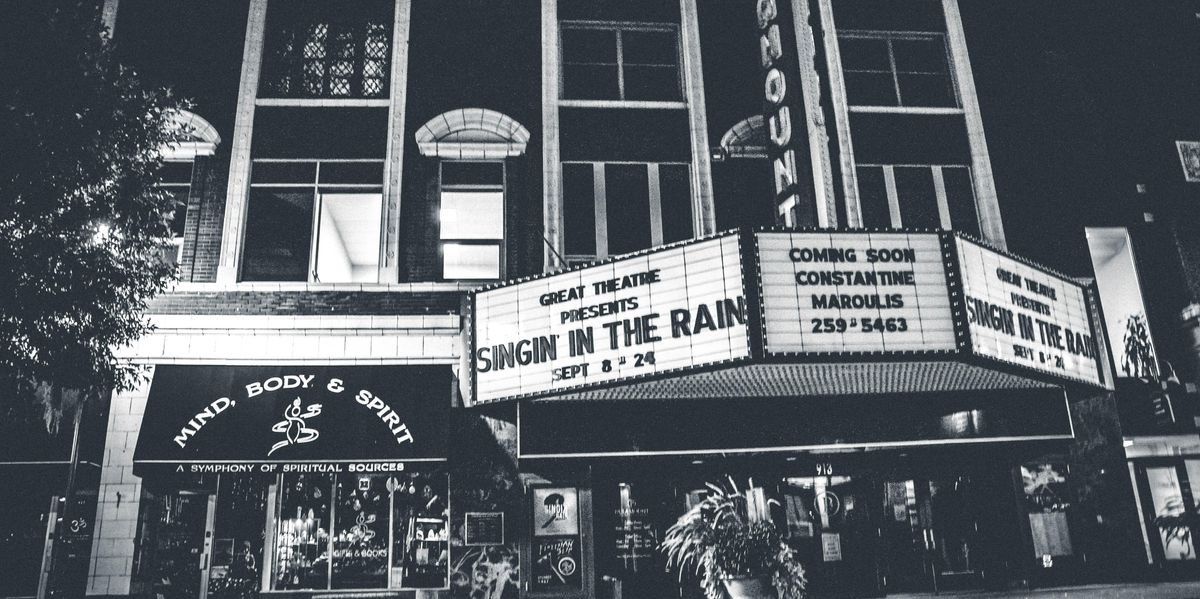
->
<box><xmin>0</xmin><ymin>1</ymin><xmax>187</xmax><ymax>414</ymax></box>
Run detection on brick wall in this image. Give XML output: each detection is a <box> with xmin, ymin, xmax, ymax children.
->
<box><xmin>185</xmin><ymin>151</ymin><xmax>230</xmax><ymax>283</ymax></box>
<box><xmin>147</xmin><ymin>289</ymin><xmax>464</xmax><ymax>315</ymax></box>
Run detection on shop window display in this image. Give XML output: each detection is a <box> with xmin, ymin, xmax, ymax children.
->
<box><xmin>269</xmin><ymin>470</ymin><xmax>449</xmax><ymax>591</ymax></box>
<box><xmin>273</xmin><ymin>473</ymin><xmax>333</xmax><ymax>590</ymax></box>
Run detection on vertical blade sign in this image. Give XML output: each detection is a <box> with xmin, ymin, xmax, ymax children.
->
<box><xmin>759</xmin><ymin>0</ymin><xmax>817</xmax><ymax>227</ymax></box>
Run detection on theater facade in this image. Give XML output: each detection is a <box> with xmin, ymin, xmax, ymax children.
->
<box><xmin>43</xmin><ymin>1</ymin><xmax>1165</xmax><ymax>599</ymax></box>
<box><xmin>466</xmin><ymin>228</ymin><xmax>1110</xmax><ymax>597</ymax></box>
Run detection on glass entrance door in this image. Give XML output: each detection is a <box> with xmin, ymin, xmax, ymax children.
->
<box><xmin>881</xmin><ymin>476</ymin><xmax>985</xmax><ymax>593</ymax></box>
<box><xmin>138</xmin><ymin>491</ymin><xmax>211</xmax><ymax>599</ymax></box>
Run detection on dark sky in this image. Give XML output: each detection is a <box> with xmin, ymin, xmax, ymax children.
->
<box><xmin>961</xmin><ymin>1</ymin><xmax>1200</xmax><ymax>276</ymax></box>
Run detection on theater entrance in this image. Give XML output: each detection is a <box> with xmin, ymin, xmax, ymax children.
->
<box><xmin>880</xmin><ymin>476</ymin><xmax>987</xmax><ymax>594</ymax></box>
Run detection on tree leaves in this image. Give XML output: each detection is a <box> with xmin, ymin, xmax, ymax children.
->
<box><xmin>0</xmin><ymin>1</ymin><xmax>187</xmax><ymax>404</ymax></box>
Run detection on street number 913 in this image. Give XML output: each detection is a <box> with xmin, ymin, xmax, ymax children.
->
<box><xmin>811</xmin><ymin>317</ymin><xmax>908</xmax><ymax>333</ymax></box>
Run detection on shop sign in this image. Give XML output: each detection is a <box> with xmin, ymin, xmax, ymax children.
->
<box><xmin>758</xmin><ymin>232</ymin><xmax>955</xmax><ymax>353</ymax></box>
<box><xmin>133</xmin><ymin>366</ymin><xmax>450</xmax><ymax>472</ymax></box>
<box><xmin>472</xmin><ymin>236</ymin><xmax>748</xmax><ymax>403</ymax></box>
<box><xmin>957</xmin><ymin>238</ymin><xmax>1103</xmax><ymax>386</ymax></box>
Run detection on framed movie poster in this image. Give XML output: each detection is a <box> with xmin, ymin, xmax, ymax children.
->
<box><xmin>532</xmin><ymin>536</ymin><xmax>582</xmax><ymax>591</ymax></box>
<box><xmin>530</xmin><ymin>487</ymin><xmax>582</xmax><ymax>592</ymax></box>
<box><xmin>532</xmin><ymin>487</ymin><xmax>579</xmax><ymax>537</ymax></box>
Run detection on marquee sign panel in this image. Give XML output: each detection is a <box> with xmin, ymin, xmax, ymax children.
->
<box><xmin>467</xmin><ymin>231</ymin><xmax>1109</xmax><ymax>405</ymax></box>
<box><xmin>956</xmin><ymin>238</ymin><xmax>1103</xmax><ymax>387</ymax></box>
<box><xmin>758</xmin><ymin>232</ymin><xmax>956</xmax><ymax>354</ymax></box>
<box><xmin>472</xmin><ymin>236</ymin><xmax>749</xmax><ymax>404</ymax></box>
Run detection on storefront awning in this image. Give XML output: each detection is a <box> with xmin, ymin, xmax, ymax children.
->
<box><xmin>133</xmin><ymin>365</ymin><xmax>451</xmax><ymax>476</ymax></box>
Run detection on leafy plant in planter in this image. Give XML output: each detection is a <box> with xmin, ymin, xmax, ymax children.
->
<box><xmin>1154</xmin><ymin>495</ymin><xmax>1199</xmax><ymax>559</ymax></box>
<box><xmin>661</xmin><ymin>478</ymin><xmax>806</xmax><ymax>599</ymax></box>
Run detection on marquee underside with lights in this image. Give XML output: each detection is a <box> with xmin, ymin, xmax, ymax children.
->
<box><xmin>466</xmin><ymin>229</ymin><xmax>1112</xmax><ymax>406</ymax></box>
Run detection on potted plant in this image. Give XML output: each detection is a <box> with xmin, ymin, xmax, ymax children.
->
<box><xmin>661</xmin><ymin>478</ymin><xmax>806</xmax><ymax>599</ymax></box>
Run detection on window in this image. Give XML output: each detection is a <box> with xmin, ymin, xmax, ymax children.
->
<box><xmin>839</xmin><ymin>32</ymin><xmax>957</xmax><ymax>108</ymax></box>
<box><xmin>440</xmin><ymin>161</ymin><xmax>505</xmax><ymax>281</ymax></box>
<box><xmin>854</xmin><ymin>164</ymin><xmax>979</xmax><ymax>235</ymax></box>
<box><xmin>561</xmin><ymin>23</ymin><xmax>682</xmax><ymax>102</ymax></box>
<box><xmin>261</xmin><ymin>1</ymin><xmax>392</xmax><ymax>99</ymax></box>
<box><xmin>270</xmin><ymin>471</ymin><xmax>449</xmax><ymax>591</ymax></box>
<box><xmin>158</xmin><ymin>160</ymin><xmax>193</xmax><ymax>264</ymax></box>
<box><xmin>242</xmin><ymin>159</ymin><xmax>383</xmax><ymax>282</ymax></box>
<box><xmin>562</xmin><ymin>162</ymin><xmax>692</xmax><ymax>262</ymax></box>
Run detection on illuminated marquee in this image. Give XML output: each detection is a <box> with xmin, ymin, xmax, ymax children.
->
<box><xmin>758</xmin><ymin>232</ymin><xmax>956</xmax><ymax>353</ymax></box>
<box><xmin>956</xmin><ymin>238</ymin><xmax>1102</xmax><ymax>386</ymax></box>
<box><xmin>471</xmin><ymin>236</ymin><xmax>749</xmax><ymax>403</ymax></box>
<box><xmin>468</xmin><ymin>231</ymin><xmax>1108</xmax><ymax>404</ymax></box>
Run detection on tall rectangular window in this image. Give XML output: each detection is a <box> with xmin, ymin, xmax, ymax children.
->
<box><xmin>243</xmin><ymin>160</ymin><xmax>383</xmax><ymax>283</ymax></box>
<box><xmin>261</xmin><ymin>0</ymin><xmax>393</xmax><ymax>99</ymax></box>
<box><xmin>561</xmin><ymin>162</ymin><xmax>692</xmax><ymax>262</ymax></box>
<box><xmin>439</xmin><ymin>161</ymin><xmax>504</xmax><ymax>281</ymax></box>
<box><xmin>855</xmin><ymin>164</ymin><xmax>978</xmax><ymax>233</ymax></box>
<box><xmin>941</xmin><ymin>166</ymin><xmax>980</xmax><ymax>238</ymax></box>
<box><xmin>855</xmin><ymin>166</ymin><xmax>891</xmax><ymax>228</ymax></box>
<box><xmin>839</xmin><ymin>32</ymin><xmax>957</xmax><ymax>108</ymax></box>
<box><xmin>561</xmin><ymin>23</ymin><xmax>682</xmax><ymax>103</ymax></box>
<box><xmin>158</xmin><ymin>160</ymin><xmax>193</xmax><ymax>264</ymax></box>
<box><xmin>894</xmin><ymin>166</ymin><xmax>940</xmax><ymax>229</ymax></box>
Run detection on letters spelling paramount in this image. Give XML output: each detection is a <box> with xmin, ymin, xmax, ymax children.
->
<box><xmin>172</xmin><ymin>375</ymin><xmax>415</xmax><ymax>451</ymax></box>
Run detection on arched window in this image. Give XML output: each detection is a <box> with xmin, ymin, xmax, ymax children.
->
<box><xmin>719</xmin><ymin>115</ymin><xmax>767</xmax><ymax>160</ymax></box>
<box><xmin>417</xmin><ymin>109</ymin><xmax>529</xmax><ymax>280</ymax></box>
<box><xmin>162</xmin><ymin>109</ymin><xmax>222</xmax><ymax>160</ymax></box>
<box><xmin>416</xmin><ymin>108</ymin><xmax>530</xmax><ymax>160</ymax></box>
<box><xmin>159</xmin><ymin>110</ymin><xmax>222</xmax><ymax>264</ymax></box>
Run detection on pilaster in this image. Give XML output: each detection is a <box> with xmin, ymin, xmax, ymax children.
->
<box><xmin>215</xmin><ymin>0</ymin><xmax>269</xmax><ymax>283</ymax></box>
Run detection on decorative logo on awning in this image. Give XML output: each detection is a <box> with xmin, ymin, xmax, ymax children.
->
<box><xmin>134</xmin><ymin>366</ymin><xmax>450</xmax><ymax>473</ymax></box>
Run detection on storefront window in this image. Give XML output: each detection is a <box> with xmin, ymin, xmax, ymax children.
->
<box><xmin>1146</xmin><ymin>466</ymin><xmax>1196</xmax><ymax>560</ymax></box>
<box><xmin>269</xmin><ymin>471</ymin><xmax>449</xmax><ymax>591</ymax></box>
<box><xmin>332</xmin><ymin>475</ymin><xmax>391</xmax><ymax>588</ymax></box>
<box><xmin>1021</xmin><ymin>464</ymin><xmax>1073</xmax><ymax>561</ymax></box>
<box><xmin>392</xmin><ymin>474</ymin><xmax>450</xmax><ymax>589</ymax></box>
<box><xmin>273</xmin><ymin>473</ymin><xmax>333</xmax><ymax>590</ymax></box>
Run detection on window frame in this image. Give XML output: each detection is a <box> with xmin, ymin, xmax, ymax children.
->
<box><xmin>856</xmin><ymin>163</ymin><xmax>979</xmax><ymax>233</ymax></box>
<box><xmin>838</xmin><ymin>30</ymin><xmax>961</xmax><ymax>113</ymax></box>
<box><xmin>244</xmin><ymin>158</ymin><xmax>385</xmax><ymax>283</ymax></box>
<box><xmin>559</xmin><ymin>20</ymin><xmax>686</xmax><ymax>108</ymax></box>
<box><xmin>438</xmin><ymin>160</ymin><xmax>507</xmax><ymax>282</ymax></box>
<box><xmin>157</xmin><ymin>159</ymin><xmax>195</xmax><ymax>265</ymax></box>
<box><xmin>561</xmin><ymin>160</ymin><xmax>692</xmax><ymax>263</ymax></box>
<box><xmin>259</xmin><ymin>4</ymin><xmax>394</xmax><ymax>101</ymax></box>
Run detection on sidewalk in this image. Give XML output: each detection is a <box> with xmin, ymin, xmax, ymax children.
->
<box><xmin>888</xmin><ymin>581</ymin><xmax>1200</xmax><ymax>599</ymax></box>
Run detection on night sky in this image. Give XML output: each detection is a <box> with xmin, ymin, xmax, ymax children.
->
<box><xmin>962</xmin><ymin>1</ymin><xmax>1200</xmax><ymax>276</ymax></box>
